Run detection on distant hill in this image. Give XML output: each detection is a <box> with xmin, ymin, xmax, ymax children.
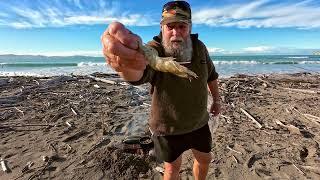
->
<box><xmin>0</xmin><ymin>54</ymin><xmax>101</xmax><ymax>60</ymax></box>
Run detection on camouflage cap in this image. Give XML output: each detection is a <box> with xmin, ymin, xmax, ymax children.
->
<box><xmin>160</xmin><ymin>1</ymin><xmax>191</xmax><ymax>25</ymax></box>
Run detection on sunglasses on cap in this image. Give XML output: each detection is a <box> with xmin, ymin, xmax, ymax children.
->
<box><xmin>162</xmin><ymin>1</ymin><xmax>191</xmax><ymax>14</ymax></box>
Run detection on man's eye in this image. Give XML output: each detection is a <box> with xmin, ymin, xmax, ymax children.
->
<box><xmin>179</xmin><ymin>25</ymin><xmax>187</xmax><ymax>29</ymax></box>
<box><xmin>167</xmin><ymin>26</ymin><xmax>173</xmax><ymax>30</ymax></box>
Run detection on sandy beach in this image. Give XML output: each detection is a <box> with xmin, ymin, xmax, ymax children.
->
<box><xmin>0</xmin><ymin>72</ymin><xmax>319</xmax><ymax>179</ymax></box>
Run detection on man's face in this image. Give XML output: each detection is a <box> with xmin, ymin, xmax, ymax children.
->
<box><xmin>161</xmin><ymin>22</ymin><xmax>193</xmax><ymax>62</ymax></box>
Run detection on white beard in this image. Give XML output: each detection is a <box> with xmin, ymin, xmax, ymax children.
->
<box><xmin>162</xmin><ymin>35</ymin><xmax>193</xmax><ymax>62</ymax></box>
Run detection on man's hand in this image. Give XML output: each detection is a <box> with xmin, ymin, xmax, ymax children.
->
<box><xmin>101</xmin><ymin>22</ymin><xmax>147</xmax><ymax>74</ymax></box>
<box><xmin>209</xmin><ymin>101</ymin><xmax>221</xmax><ymax>117</ymax></box>
<box><xmin>208</xmin><ymin>79</ymin><xmax>221</xmax><ymax>116</ymax></box>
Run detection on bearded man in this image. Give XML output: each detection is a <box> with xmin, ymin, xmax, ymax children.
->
<box><xmin>101</xmin><ymin>1</ymin><xmax>221</xmax><ymax>180</ymax></box>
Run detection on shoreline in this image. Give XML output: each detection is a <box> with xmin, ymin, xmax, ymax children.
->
<box><xmin>1</xmin><ymin>72</ymin><xmax>319</xmax><ymax>179</ymax></box>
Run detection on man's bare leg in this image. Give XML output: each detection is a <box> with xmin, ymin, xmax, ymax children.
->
<box><xmin>191</xmin><ymin>149</ymin><xmax>212</xmax><ymax>180</ymax></box>
<box><xmin>163</xmin><ymin>154</ymin><xmax>182</xmax><ymax>180</ymax></box>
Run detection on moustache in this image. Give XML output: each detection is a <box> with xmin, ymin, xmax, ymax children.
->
<box><xmin>170</xmin><ymin>38</ymin><xmax>184</xmax><ymax>43</ymax></box>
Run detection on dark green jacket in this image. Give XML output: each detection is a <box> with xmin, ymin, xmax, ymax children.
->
<box><xmin>130</xmin><ymin>33</ymin><xmax>218</xmax><ymax>135</ymax></box>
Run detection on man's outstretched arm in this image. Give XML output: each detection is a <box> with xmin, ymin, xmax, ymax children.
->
<box><xmin>101</xmin><ymin>22</ymin><xmax>147</xmax><ymax>81</ymax></box>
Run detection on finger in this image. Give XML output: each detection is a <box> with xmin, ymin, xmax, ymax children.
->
<box><xmin>112</xmin><ymin>55</ymin><xmax>146</xmax><ymax>71</ymax></box>
<box><xmin>120</xmin><ymin>57</ymin><xmax>147</xmax><ymax>70</ymax></box>
<box><xmin>108</xmin><ymin>58</ymin><xmax>124</xmax><ymax>72</ymax></box>
<box><xmin>107</xmin><ymin>22</ymin><xmax>141</xmax><ymax>49</ymax></box>
<box><xmin>102</xmin><ymin>35</ymin><xmax>144</xmax><ymax>61</ymax></box>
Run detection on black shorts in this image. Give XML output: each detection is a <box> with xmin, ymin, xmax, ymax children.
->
<box><xmin>151</xmin><ymin>124</ymin><xmax>212</xmax><ymax>163</ymax></box>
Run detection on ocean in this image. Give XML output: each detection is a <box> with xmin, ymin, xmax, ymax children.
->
<box><xmin>0</xmin><ymin>55</ymin><xmax>319</xmax><ymax>77</ymax></box>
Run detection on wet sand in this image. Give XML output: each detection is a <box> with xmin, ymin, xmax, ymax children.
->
<box><xmin>0</xmin><ymin>72</ymin><xmax>319</xmax><ymax>179</ymax></box>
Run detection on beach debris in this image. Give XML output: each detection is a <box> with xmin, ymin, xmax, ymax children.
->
<box><xmin>110</xmin><ymin>111</ymin><xmax>148</xmax><ymax>115</ymax></box>
<box><xmin>28</xmin><ymin>156</ymin><xmax>54</xmax><ymax>180</ymax></box>
<box><xmin>275</xmin><ymin>119</ymin><xmax>300</xmax><ymax>134</ymax></box>
<box><xmin>226</xmin><ymin>145</ymin><xmax>243</xmax><ymax>155</ymax></box>
<box><xmin>86</xmin><ymin>136</ymin><xmax>111</xmax><ymax>154</ymax></box>
<box><xmin>87</xmin><ymin>75</ymin><xmax>127</xmax><ymax>86</ymax></box>
<box><xmin>303</xmin><ymin>114</ymin><xmax>320</xmax><ymax>123</ymax></box>
<box><xmin>232</xmin><ymin>81</ymin><xmax>240</xmax><ymax>90</ymax></box>
<box><xmin>33</xmin><ymin>79</ymin><xmax>40</xmax><ymax>85</ymax></box>
<box><xmin>232</xmin><ymin>155</ymin><xmax>239</xmax><ymax>164</ymax></box>
<box><xmin>21</xmin><ymin>161</ymin><xmax>34</xmax><ymax>173</ymax></box>
<box><xmin>291</xmin><ymin>107</ymin><xmax>320</xmax><ymax>127</ymax></box>
<box><xmin>123</xmin><ymin>135</ymin><xmax>141</xmax><ymax>144</ymax></box>
<box><xmin>220</xmin><ymin>114</ymin><xmax>231</xmax><ymax>120</ymax></box>
<box><xmin>65</xmin><ymin>121</ymin><xmax>74</xmax><ymax>129</ymax></box>
<box><xmin>1</xmin><ymin>158</ymin><xmax>10</xmax><ymax>173</ymax></box>
<box><xmin>49</xmin><ymin>143</ymin><xmax>58</xmax><ymax>154</ymax></box>
<box><xmin>14</xmin><ymin>107</ymin><xmax>24</xmax><ymax>116</ymax></box>
<box><xmin>247</xmin><ymin>154</ymin><xmax>262</xmax><ymax>168</ymax></box>
<box><xmin>155</xmin><ymin>166</ymin><xmax>165</xmax><ymax>174</ymax></box>
<box><xmin>139</xmin><ymin>136</ymin><xmax>154</xmax><ymax>150</ymax></box>
<box><xmin>93</xmin><ymin>84</ymin><xmax>100</xmax><ymax>88</ymax></box>
<box><xmin>292</xmin><ymin>163</ymin><xmax>305</xmax><ymax>175</ymax></box>
<box><xmin>240</xmin><ymin>108</ymin><xmax>262</xmax><ymax>129</ymax></box>
<box><xmin>70</xmin><ymin>107</ymin><xmax>78</xmax><ymax>116</ymax></box>
<box><xmin>139</xmin><ymin>43</ymin><xmax>198</xmax><ymax>80</ymax></box>
<box><xmin>64</xmin><ymin>143</ymin><xmax>73</xmax><ymax>153</ymax></box>
<box><xmin>42</xmin><ymin>155</ymin><xmax>49</xmax><ymax>162</ymax></box>
<box><xmin>87</xmin><ymin>75</ymin><xmax>146</xmax><ymax>91</ymax></box>
<box><xmin>300</xmin><ymin>165</ymin><xmax>320</xmax><ymax>174</ymax></box>
<box><xmin>141</xmin><ymin>102</ymin><xmax>151</xmax><ymax>107</ymax></box>
<box><xmin>0</xmin><ymin>123</ymin><xmax>55</xmax><ymax>128</ymax></box>
<box><xmin>280</xmin><ymin>87</ymin><xmax>319</xmax><ymax>94</ymax></box>
<box><xmin>62</xmin><ymin>130</ymin><xmax>89</xmax><ymax>142</ymax></box>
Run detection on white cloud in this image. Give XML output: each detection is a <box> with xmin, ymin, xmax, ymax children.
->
<box><xmin>0</xmin><ymin>1</ymin><xmax>156</xmax><ymax>28</ymax></box>
<box><xmin>193</xmin><ymin>0</ymin><xmax>320</xmax><ymax>29</ymax></box>
<box><xmin>1</xmin><ymin>0</ymin><xmax>320</xmax><ymax>29</ymax></box>
<box><xmin>243</xmin><ymin>46</ymin><xmax>274</xmax><ymax>53</ymax></box>
<box><xmin>207</xmin><ymin>47</ymin><xmax>226</xmax><ymax>54</ymax></box>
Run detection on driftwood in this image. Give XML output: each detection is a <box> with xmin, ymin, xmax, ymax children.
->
<box><xmin>280</xmin><ymin>87</ymin><xmax>319</xmax><ymax>94</ymax></box>
<box><xmin>0</xmin><ymin>123</ymin><xmax>55</xmax><ymax>128</ymax></box>
<box><xmin>292</xmin><ymin>163</ymin><xmax>305</xmax><ymax>175</ymax></box>
<box><xmin>70</xmin><ymin>108</ymin><xmax>78</xmax><ymax>116</ymax></box>
<box><xmin>302</xmin><ymin>114</ymin><xmax>320</xmax><ymax>123</ymax></box>
<box><xmin>22</xmin><ymin>161</ymin><xmax>34</xmax><ymax>173</ymax></box>
<box><xmin>65</xmin><ymin>121</ymin><xmax>73</xmax><ymax>128</ymax></box>
<box><xmin>292</xmin><ymin>108</ymin><xmax>320</xmax><ymax>127</ymax></box>
<box><xmin>87</xmin><ymin>75</ymin><xmax>127</xmax><ymax>86</ymax></box>
<box><xmin>110</xmin><ymin>112</ymin><xmax>148</xmax><ymax>115</ymax></box>
<box><xmin>301</xmin><ymin>165</ymin><xmax>320</xmax><ymax>174</ymax></box>
<box><xmin>232</xmin><ymin>155</ymin><xmax>239</xmax><ymax>163</ymax></box>
<box><xmin>86</xmin><ymin>136</ymin><xmax>110</xmax><ymax>154</ymax></box>
<box><xmin>1</xmin><ymin>158</ymin><xmax>10</xmax><ymax>173</ymax></box>
<box><xmin>62</xmin><ymin>130</ymin><xmax>89</xmax><ymax>142</ymax></box>
<box><xmin>87</xmin><ymin>75</ymin><xmax>145</xmax><ymax>91</ymax></box>
<box><xmin>14</xmin><ymin>107</ymin><xmax>24</xmax><ymax>116</ymax></box>
<box><xmin>275</xmin><ymin>119</ymin><xmax>300</xmax><ymax>134</ymax></box>
<box><xmin>240</xmin><ymin>108</ymin><xmax>262</xmax><ymax>129</ymax></box>
<box><xmin>226</xmin><ymin>145</ymin><xmax>243</xmax><ymax>155</ymax></box>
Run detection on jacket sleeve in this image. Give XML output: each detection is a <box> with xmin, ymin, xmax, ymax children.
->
<box><xmin>127</xmin><ymin>65</ymin><xmax>155</xmax><ymax>85</ymax></box>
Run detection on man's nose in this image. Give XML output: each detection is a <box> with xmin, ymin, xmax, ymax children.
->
<box><xmin>172</xmin><ymin>27</ymin><xmax>180</xmax><ymax>36</ymax></box>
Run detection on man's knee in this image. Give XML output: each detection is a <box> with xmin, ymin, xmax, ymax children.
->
<box><xmin>164</xmin><ymin>156</ymin><xmax>182</xmax><ymax>174</ymax></box>
<box><xmin>192</xmin><ymin>149</ymin><xmax>212</xmax><ymax>164</ymax></box>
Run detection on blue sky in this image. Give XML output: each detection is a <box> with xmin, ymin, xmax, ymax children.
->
<box><xmin>0</xmin><ymin>0</ymin><xmax>319</xmax><ymax>56</ymax></box>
